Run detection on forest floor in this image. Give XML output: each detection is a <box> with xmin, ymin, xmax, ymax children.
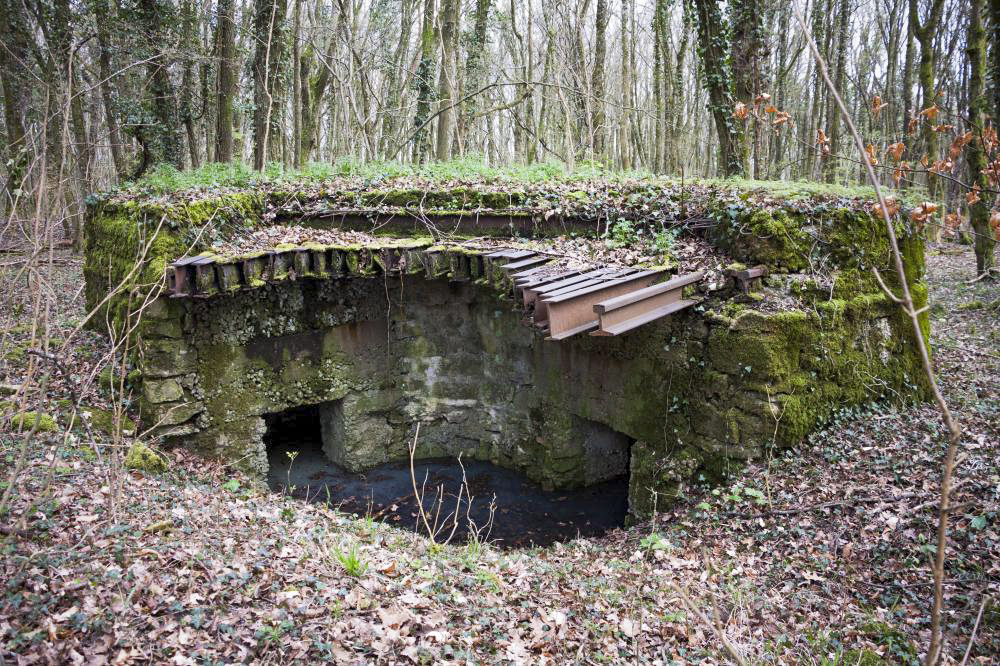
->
<box><xmin>0</xmin><ymin>243</ymin><xmax>998</xmax><ymax>664</ymax></box>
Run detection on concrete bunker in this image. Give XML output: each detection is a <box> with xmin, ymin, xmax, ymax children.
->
<box><xmin>84</xmin><ymin>178</ymin><xmax>932</xmax><ymax>527</ymax></box>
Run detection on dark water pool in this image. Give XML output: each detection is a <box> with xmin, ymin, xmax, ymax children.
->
<box><xmin>266</xmin><ymin>440</ymin><xmax>628</xmax><ymax>548</ymax></box>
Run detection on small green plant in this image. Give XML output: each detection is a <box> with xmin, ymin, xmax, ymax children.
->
<box><xmin>639</xmin><ymin>532</ymin><xmax>671</xmax><ymax>553</ymax></box>
<box><xmin>285</xmin><ymin>449</ymin><xmax>299</xmax><ymax>493</ymax></box>
<box><xmin>336</xmin><ymin>543</ymin><xmax>369</xmax><ymax>577</ymax></box>
<box><xmin>605</xmin><ymin>218</ymin><xmax>639</xmax><ymax>248</ymax></box>
<box><xmin>652</xmin><ymin>226</ymin><xmax>678</xmax><ymax>255</ymax></box>
<box><xmin>222</xmin><ymin>479</ymin><xmax>241</xmax><ymax>493</ymax></box>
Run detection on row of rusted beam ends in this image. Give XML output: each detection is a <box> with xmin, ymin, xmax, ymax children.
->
<box><xmin>166</xmin><ymin>244</ymin><xmax>429</xmax><ymax>298</ymax></box>
<box><xmin>164</xmin><ymin>243</ymin><xmax>704</xmax><ymax>340</ymax></box>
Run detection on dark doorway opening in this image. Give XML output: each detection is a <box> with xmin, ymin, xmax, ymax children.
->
<box><xmin>263</xmin><ymin>404</ymin><xmax>630</xmax><ymax>548</ymax></box>
<box><xmin>264</xmin><ymin>404</ymin><xmax>325</xmax><ymax>467</ymax></box>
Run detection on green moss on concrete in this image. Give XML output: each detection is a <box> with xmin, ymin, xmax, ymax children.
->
<box><xmin>708</xmin><ymin>205</ymin><xmax>925</xmax><ymax>284</ymax></box>
<box><xmin>84</xmin><ymin>191</ymin><xmax>267</xmax><ymax>336</ymax></box>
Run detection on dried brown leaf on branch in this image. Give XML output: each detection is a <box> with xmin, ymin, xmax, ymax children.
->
<box><xmin>871</xmin><ymin>95</ymin><xmax>888</xmax><ymax>117</ymax></box>
<box><xmin>865</xmin><ymin>144</ymin><xmax>879</xmax><ymax>167</ymax></box>
<box><xmin>919</xmin><ymin>104</ymin><xmax>940</xmax><ymax>120</ymax></box>
<box><xmin>887</xmin><ymin>142</ymin><xmax>906</xmax><ymax>162</ymax></box>
<box><xmin>966</xmin><ymin>185</ymin><xmax>981</xmax><ymax>206</ymax></box>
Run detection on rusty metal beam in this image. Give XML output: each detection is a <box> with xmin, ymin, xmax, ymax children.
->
<box><xmin>591</xmin><ymin>271</ymin><xmax>704</xmax><ymax>336</ymax></box>
<box><xmin>542</xmin><ymin>269</ymin><xmax>666</xmax><ymax>339</ymax></box>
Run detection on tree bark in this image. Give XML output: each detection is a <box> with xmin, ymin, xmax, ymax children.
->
<box><xmin>89</xmin><ymin>0</ymin><xmax>127</xmax><ymax>178</ymax></box>
<box><xmin>990</xmin><ymin>0</ymin><xmax>1000</xmax><ymax>129</ymax></box>
<box><xmin>180</xmin><ymin>0</ymin><xmax>200</xmax><ymax>168</ymax></box>
<box><xmin>730</xmin><ymin>0</ymin><xmax>765</xmax><ymax>177</ymax></box>
<box><xmin>692</xmin><ymin>0</ymin><xmax>743</xmax><ymax>177</ymax></box>
<box><xmin>908</xmin><ymin>0</ymin><xmax>945</xmax><ymax>197</ymax></box>
<box><xmin>823</xmin><ymin>0</ymin><xmax>850</xmax><ymax>183</ymax></box>
<box><xmin>214</xmin><ymin>0</ymin><xmax>237</xmax><ymax>163</ymax></box>
<box><xmin>252</xmin><ymin>0</ymin><xmax>287</xmax><ymax>170</ymax></box>
<box><xmin>135</xmin><ymin>0</ymin><xmax>184</xmax><ymax>174</ymax></box>
<box><xmin>460</xmin><ymin>0</ymin><xmax>491</xmax><ymax>154</ymax></box>
<box><xmin>434</xmin><ymin>0</ymin><xmax>458</xmax><ymax>161</ymax></box>
<box><xmin>412</xmin><ymin>0</ymin><xmax>436</xmax><ymax>162</ymax></box>
<box><xmin>966</xmin><ymin>0</ymin><xmax>996</xmax><ymax>275</ymax></box>
<box><xmin>591</xmin><ymin>0</ymin><xmax>608</xmax><ymax>160</ymax></box>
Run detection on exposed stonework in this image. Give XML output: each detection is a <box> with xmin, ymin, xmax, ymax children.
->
<box><xmin>137</xmin><ymin>258</ymin><xmax>927</xmax><ymax>518</ymax></box>
<box><xmin>87</xmin><ymin>179</ymin><xmax>931</xmax><ymax>521</ymax></box>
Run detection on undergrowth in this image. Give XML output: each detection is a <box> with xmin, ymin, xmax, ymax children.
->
<box><xmin>119</xmin><ymin>157</ymin><xmax>918</xmax><ymax>203</ymax></box>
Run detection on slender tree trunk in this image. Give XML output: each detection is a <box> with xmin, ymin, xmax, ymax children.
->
<box><xmin>214</xmin><ymin>0</ymin><xmax>236</xmax><ymax>163</ymax></box>
<box><xmin>434</xmin><ymin>0</ymin><xmax>458</xmax><ymax>161</ymax></box>
<box><xmin>619</xmin><ymin>0</ymin><xmax>634</xmax><ymax>169</ymax></box>
<box><xmin>291</xmin><ymin>0</ymin><xmax>302</xmax><ymax>166</ymax></box>
<box><xmin>413</xmin><ymin>0</ymin><xmax>436</xmax><ymax>162</ymax></box>
<box><xmin>180</xmin><ymin>0</ymin><xmax>200</xmax><ymax>168</ymax></box>
<box><xmin>460</xmin><ymin>0</ymin><xmax>491</xmax><ymax>154</ymax></box>
<box><xmin>823</xmin><ymin>0</ymin><xmax>850</xmax><ymax>183</ymax></box>
<box><xmin>252</xmin><ymin>0</ymin><xmax>287</xmax><ymax>170</ymax></box>
<box><xmin>966</xmin><ymin>0</ymin><xmax>996</xmax><ymax>275</ymax></box>
<box><xmin>730</xmin><ymin>0</ymin><xmax>764</xmax><ymax>176</ymax></box>
<box><xmin>990</xmin><ymin>0</ymin><xmax>1000</xmax><ymax>129</ymax></box>
<box><xmin>381</xmin><ymin>0</ymin><xmax>415</xmax><ymax>155</ymax></box>
<box><xmin>592</xmin><ymin>0</ymin><xmax>608</xmax><ymax>160</ymax></box>
<box><xmin>89</xmin><ymin>0</ymin><xmax>127</xmax><ymax>179</ymax></box>
<box><xmin>136</xmin><ymin>0</ymin><xmax>184</xmax><ymax>173</ymax></box>
<box><xmin>909</xmin><ymin>0</ymin><xmax>945</xmax><ymax>196</ymax></box>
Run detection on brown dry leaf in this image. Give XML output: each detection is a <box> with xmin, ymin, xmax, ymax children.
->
<box><xmin>887</xmin><ymin>142</ymin><xmax>905</xmax><ymax>162</ymax></box>
<box><xmin>918</xmin><ymin>104</ymin><xmax>939</xmax><ymax>120</ymax></box>
<box><xmin>967</xmin><ymin>186</ymin><xmax>981</xmax><ymax>205</ymax></box>
<box><xmin>865</xmin><ymin>144</ymin><xmax>879</xmax><ymax>167</ymax></box>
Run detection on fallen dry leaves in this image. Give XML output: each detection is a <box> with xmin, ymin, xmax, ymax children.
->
<box><xmin>1</xmin><ymin>244</ymin><xmax>997</xmax><ymax>664</ymax></box>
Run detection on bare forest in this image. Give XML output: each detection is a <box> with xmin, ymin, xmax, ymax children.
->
<box><xmin>0</xmin><ymin>0</ymin><xmax>997</xmax><ymax>265</ymax></box>
<box><xmin>1</xmin><ymin>0</ymin><xmax>999</xmax><ymax>663</ymax></box>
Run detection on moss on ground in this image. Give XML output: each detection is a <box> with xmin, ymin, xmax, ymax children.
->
<box><xmin>7</xmin><ymin>411</ymin><xmax>58</xmax><ymax>432</ymax></box>
<box><xmin>124</xmin><ymin>442</ymin><xmax>168</xmax><ymax>473</ymax></box>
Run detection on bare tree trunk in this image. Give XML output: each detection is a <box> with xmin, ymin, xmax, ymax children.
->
<box><xmin>137</xmin><ymin>0</ymin><xmax>184</xmax><ymax>174</ymax></box>
<box><xmin>381</xmin><ymin>0</ymin><xmax>415</xmax><ymax>155</ymax></box>
<box><xmin>88</xmin><ymin>0</ymin><xmax>127</xmax><ymax>179</ymax></box>
<box><xmin>908</xmin><ymin>0</ymin><xmax>945</xmax><ymax>196</ymax></box>
<box><xmin>460</xmin><ymin>0</ymin><xmax>491</xmax><ymax>154</ymax></box>
<box><xmin>592</xmin><ymin>0</ymin><xmax>608</xmax><ymax>160</ymax></box>
<box><xmin>215</xmin><ymin>0</ymin><xmax>237</xmax><ymax>163</ymax></box>
<box><xmin>412</xmin><ymin>0</ymin><xmax>436</xmax><ymax>162</ymax></box>
<box><xmin>990</xmin><ymin>0</ymin><xmax>1000</xmax><ymax>129</ymax></box>
<box><xmin>823</xmin><ymin>0</ymin><xmax>849</xmax><ymax>183</ymax></box>
<box><xmin>966</xmin><ymin>0</ymin><xmax>996</xmax><ymax>275</ymax></box>
<box><xmin>291</xmin><ymin>0</ymin><xmax>302</xmax><ymax>166</ymax></box>
<box><xmin>619</xmin><ymin>0</ymin><xmax>634</xmax><ymax>169</ymax></box>
<box><xmin>730</xmin><ymin>0</ymin><xmax>765</xmax><ymax>176</ymax></box>
<box><xmin>252</xmin><ymin>0</ymin><xmax>287</xmax><ymax>170</ymax></box>
<box><xmin>434</xmin><ymin>0</ymin><xmax>458</xmax><ymax>161</ymax></box>
<box><xmin>180</xmin><ymin>0</ymin><xmax>201</xmax><ymax>168</ymax></box>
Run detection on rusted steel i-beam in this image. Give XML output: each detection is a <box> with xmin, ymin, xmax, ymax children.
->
<box><xmin>167</xmin><ymin>255</ymin><xmax>202</xmax><ymax>297</ymax></box>
<box><xmin>542</xmin><ymin>269</ymin><xmax>666</xmax><ymax>340</ymax></box>
<box><xmin>530</xmin><ymin>269</ymin><xmax>634</xmax><ymax>322</ymax></box>
<box><xmin>590</xmin><ymin>271</ymin><xmax>704</xmax><ymax>336</ymax></box>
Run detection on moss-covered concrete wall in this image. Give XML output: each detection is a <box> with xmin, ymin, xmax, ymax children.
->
<box><xmin>85</xmin><ymin>181</ymin><xmax>931</xmax><ymax>520</ymax></box>
<box><xmin>139</xmin><ymin>268</ymin><xmax>928</xmax><ymax>519</ymax></box>
<box><xmin>83</xmin><ymin>193</ymin><xmax>267</xmax><ymax>332</ymax></box>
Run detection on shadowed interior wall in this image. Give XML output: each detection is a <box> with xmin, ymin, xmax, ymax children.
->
<box><xmin>140</xmin><ymin>272</ymin><xmax>926</xmax><ymax>518</ymax></box>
